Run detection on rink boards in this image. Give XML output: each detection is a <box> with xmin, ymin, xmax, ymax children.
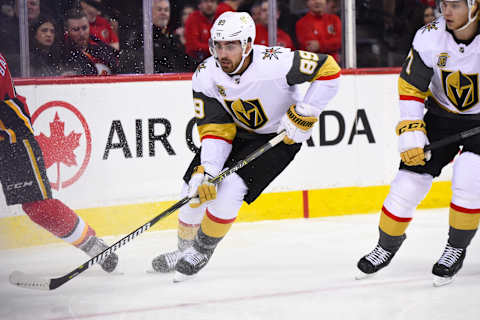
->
<box><xmin>0</xmin><ymin>70</ymin><xmax>453</xmax><ymax>249</ymax></box>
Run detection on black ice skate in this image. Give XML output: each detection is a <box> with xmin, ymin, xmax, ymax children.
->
<box><xmin>80</xmin><ymin>236</ymin><xmax>119</xmax><ymax>273</ymax></box>
<box><xmin>173</xmin><ymin>246</ymin><xmax>213</xmax><ymax>282</ymax></box>
<box><xmin>432</xmin><ymin>243</ymin><xmax>466</xmax><ymax>287</ymax></box>
<box><xmin>356</xmin><ymin>244</ymin><xmax>395</xmax><ymax>279</ymax></box>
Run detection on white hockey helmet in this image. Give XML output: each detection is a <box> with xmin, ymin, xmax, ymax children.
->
<box><xmin>439</xmin><ymin>0</ymin><xmax>480</xmax><ymax>31</ymax></box>
<box><xmin>209</xmin><ymin>11</ymin><xmax>256</xmax><ymax>74</ymax></box>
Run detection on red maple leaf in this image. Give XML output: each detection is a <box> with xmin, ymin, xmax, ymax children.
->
<box><xmin>36</xmin><ymin>112</ymin><xmax>82</xmax><ymax>188</ymax></box>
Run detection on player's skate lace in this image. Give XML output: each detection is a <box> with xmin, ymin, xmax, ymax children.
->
<box><xmin>365</xmin><ymin>245</ymin><xmax>392</xmax><ymax>266</ymax></box>
<box><xmin>432</xmin><ymin>243</ymin><xmax>466</xmax><ymax>285</ymax></box>
<box><xmin>80</xmin><ymin>236</ymin><xmax>118</xmax><ymax>273</ymax></box>
<box><xmin>183</xmin><ymin>248</ymin><xmax>209</xmax><ymax>265</ymax></box>
<box><xmin>152</xmin><ymin>250</ymin><xmax>182</xmax><ymax>272</ymax></box>
<box><xmin>437</xmin><ymin>244</ymin><xmax>464</xmax><ymax>267</ymax></box>
<box><xmin>175</xmin><ymin>246</ymin><xmax>211</xmax><ymax>276</ymax></box>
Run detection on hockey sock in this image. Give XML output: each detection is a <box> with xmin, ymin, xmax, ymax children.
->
<box><xmin>379</xmin><ymin>206</ymin><xmax>412</xmax><ymax>237</ymax></box>
<box><xmin>448</xmin><ymin>203</ymin><xmax>480</xmax><ymax>248</ymax></box>
<box><xmin>178</xmin><ymin>220</ymin><xmax>200</xmax><ymax>250</ymax></box>
<box><xmin>22</xmin><ymin>199</ymin><xmax>95</xmax><ymax>247</ymax></box>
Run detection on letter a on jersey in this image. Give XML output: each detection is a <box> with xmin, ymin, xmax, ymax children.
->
<box><xmin>442</xmin><ymin>70</ymin><xmax>479</xmax><ymax>111</ymax></box>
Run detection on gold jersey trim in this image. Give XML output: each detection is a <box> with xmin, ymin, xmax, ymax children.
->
<box><xmin>398</xmin><ymin>77</ymin><xmax>428</xmax><ymax>100</ymax></box>
<box><xmin>313</xmin><ymin>55</ymin><xmax>341</xmax><ymax>81</ymax></box>
<box><xmin>197</xmin><ymin>123</ymin><xmax>237</xmax><ymax>142</ymax></box>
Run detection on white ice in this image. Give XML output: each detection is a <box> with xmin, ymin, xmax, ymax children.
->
<box><xmin>1</xmin><ymin>208</ymin><xmax>479</xmax><ymax>320</ymax></box>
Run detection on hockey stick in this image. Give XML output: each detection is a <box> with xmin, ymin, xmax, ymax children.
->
<box><xmin>424</xmin><ymin>126</ymin><xmax>480</xmax><ymax>152</ymax></box>
<box><xmin>9</xmin><ymin>131</ymin><xmax>287</xmax><ymax>290</ymax></box>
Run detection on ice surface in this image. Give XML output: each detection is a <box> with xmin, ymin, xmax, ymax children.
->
<box><xmin>1</xmin><ymin>209</ymin><xmax>479</xmax><ymax>320</ymax></box>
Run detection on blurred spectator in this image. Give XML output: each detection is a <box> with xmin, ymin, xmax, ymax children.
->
<box><xmin>217</xmin><ymin>0</ymin><xmax>243</xmax><ymax>13</ymax></box>
<box><xmin>123</xmin><ymin>0</ymin><xmax>195</xmax><ymax>74</ymax></box>
<box><xmin>296</xmin><ymin>0</ymin><xmax>341</xmax><ymax>62</ymax></box>
<box><xmin>174</xmin><ymin>3</ymin><xmax>195</xmax><ymax>45</ymax></box>
<box><xmin>26</xmin><ymin>0</ymin><xmax>41</xmax><ymax>24</ymax></box>
<box><xmin>184</xmin><ymin>0</ymin><xmax>221</xmax><ymax>63</ymax></box>
<box><xmin>29</xmin><ymin>16</ymin><xmax>63</xmax><ymax>76</ymax></box>
<box><xmin>0</xmin><ymin>0</ymin><xmax>53</xmax><ymax>76</ymax></box>
<box><xmin>1</xmin><ymin>1</ymin><xmax>14</xmax><ymax>18</ymax></box>
<box><xmin>62</xmin><ymin>9</ymin><xmax>119</xmax><ymax>75</ymax></box>
<box><xmin>88</xmin><ymin>0</ymin><xmax>121</xmax><ymax>43</ymax></box>
<box><xmin>255</xmin><ymin>0</ymin><xmax>294</xmax><ymax>49</ymax></box>
<box><xmin>152</xmin><ymin>0</ymin><xmax>170</xmax><ymax>29</ymax></box>
<box><xmin>423</xmin><ymin>5</ymin><xmax>435</xmax><ymax>25</ymax></box>
<box><xmin>80</xmin><ymin>0</ymin><xmax>119</xmax><ymax>50</ymax></box>
<box><xmin>250</xmin><ymin>0</ymin><xmax>261</xmax><ymax>24</ymax></box>
<box><xmin>149</xmin><ymin>0</ymin><xmax>195</xmax><ymax>73</ymax></box>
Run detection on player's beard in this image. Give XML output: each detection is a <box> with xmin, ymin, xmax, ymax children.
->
<box><xmin>220</xmin><ymin>58</ymin><xmax>236</xmax><ymax>74</ymax></box>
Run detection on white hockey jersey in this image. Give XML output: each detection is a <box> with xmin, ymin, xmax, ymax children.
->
<box><xmin>191</xmin><ymin>45</ymin><xmax>340</xmax><ymax>142</ymax></box>
<box><xmin>399</xmin><ymin>16</ymin><xmax>480</xmax><ymax>115</ymax></box>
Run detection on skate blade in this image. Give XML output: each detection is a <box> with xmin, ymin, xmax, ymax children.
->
<box><xmin>355</xmin><ymin>271</ymin><xmax>377</xmax><ymax>280</ymax></box>
<box><xmin>173</xmin><ymin>271</ymin><xmax>196</xmax><ymax>283</ymax></box>
<box><xmin>433</xmin><ymin>275</ymin><xmax>454</xmax><ymax>287</ymax></box>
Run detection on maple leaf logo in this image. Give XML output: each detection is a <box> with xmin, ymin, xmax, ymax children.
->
<box><xmin>36</xmin><ymin>112</ymin><xmax>82</xmax><ymax>189</ymax></box>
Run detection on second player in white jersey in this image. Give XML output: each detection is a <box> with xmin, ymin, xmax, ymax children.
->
<box><xmin>358</xmin><ymin>0</ymin><xmax>480</xmax><ymax>287</ymax></box>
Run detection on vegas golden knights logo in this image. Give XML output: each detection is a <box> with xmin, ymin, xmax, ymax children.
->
<box><xmin>224</xmin><ymin>98</ymin><xmax>268</xmax><ymax>129</ymax></box>
<box><xmin>441</xmin><ymin>70</ymin><xmax>479</xmax><ymax>112</ymax></box>
<box><xmin>437</xmin><ymin>53</ymin><xmax>449</xmax><ymax>68</ymax></box>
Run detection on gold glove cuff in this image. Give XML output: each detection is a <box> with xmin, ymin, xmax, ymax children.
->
<box><xmin>286</xmin><ymin>105</ymin><xmax>318</xmax><ymax>131</ymax></box>
<box><xmin>396</xmin><ymin>120</ymin><xmax>426</xmax><ymax>135</ymax></box>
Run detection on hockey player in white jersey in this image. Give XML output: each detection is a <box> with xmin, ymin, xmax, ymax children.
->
<box><xmin>357</xmin><ymin>0</ymin><xmax>480</xmax><ymax>287</ymax></box>
<box><xmin>150</xmin><ymin>11</ymin><xmax>341</xmax><ymax>281</ymax></box>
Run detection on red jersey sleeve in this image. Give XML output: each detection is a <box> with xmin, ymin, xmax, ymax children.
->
<box><xmin>0</xmin><ymin>53</ymin><xmax>16</xmax><ymax>100</ymax></box>
<box><xmin>318</xmin><ymin>15</ymin><xmax>341</xmax><ymax>53</ymax></box>
<box><xmin>296</xmin><ymin>14</ymin><xmax>341</xmax><ymax>54</ymax></box>
<box><xmin>90</xmin><ymin>16</ymin><xmax>119</xmax><ymax>44</ymax></box>
<box><xmin>295</xmin><ymin>16</ymin><xmax>313</xmax><ymax>51</ymax></box>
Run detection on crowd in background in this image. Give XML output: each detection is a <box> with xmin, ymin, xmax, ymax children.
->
<box><xmin>0</xmin><ymin>0</ymin><xmax>439</xmax><ymax>77</ymax></box>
